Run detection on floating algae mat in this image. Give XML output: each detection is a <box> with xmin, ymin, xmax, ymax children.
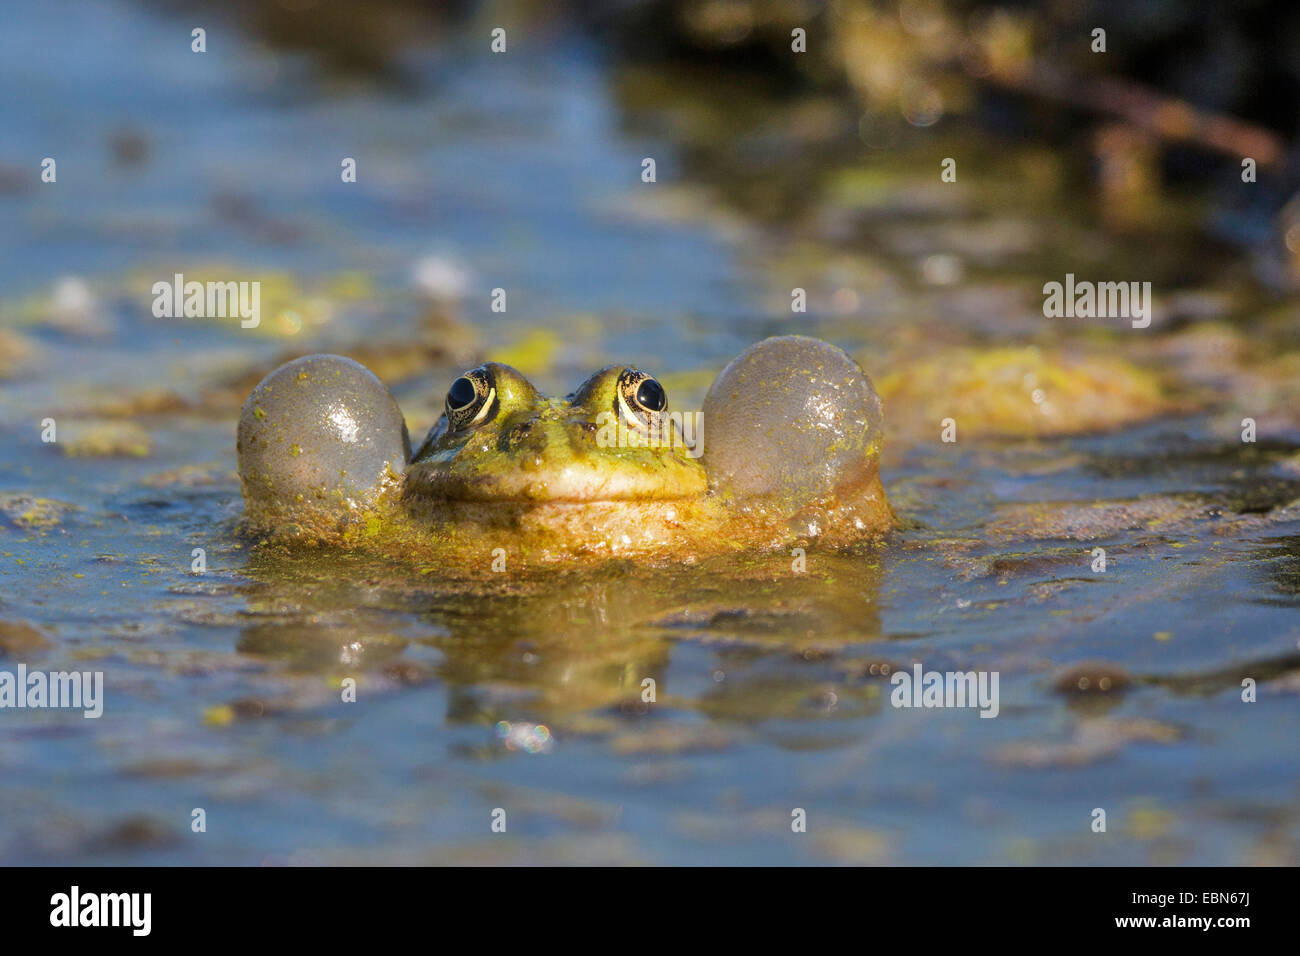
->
<box><xmin>0</xmin><ymin>1</ymin><xmax>1298</xmax><ymax>867</ymax></box>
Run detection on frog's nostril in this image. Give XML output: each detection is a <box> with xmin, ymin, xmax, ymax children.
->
<box><xmin>501</xmin><ymin>420</ymin><xmax>546</xmax><ymax>454</ymax></box>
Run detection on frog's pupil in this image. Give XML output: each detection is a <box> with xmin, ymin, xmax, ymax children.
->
<box><xmin>636</xmin><ymin>378</ymin><xmax>666</xmax><ymax>412</ymax></box>
<box><xmin>448</xmin><ymin>376</ymin><xmax>477</xmax><ymax>410</ymax></box>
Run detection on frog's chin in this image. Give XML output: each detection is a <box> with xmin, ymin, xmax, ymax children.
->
<box><xmin>402</xmin><ymin>461</ymin><xmax>708</xmax><ymax>504</ymax></box>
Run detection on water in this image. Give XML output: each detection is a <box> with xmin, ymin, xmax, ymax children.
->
<box><xmin>1</xmin><ymin>0</ymin><xmax>1298</xmax><ymax>865</ymax></box>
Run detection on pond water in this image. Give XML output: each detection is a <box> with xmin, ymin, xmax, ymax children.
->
<box><xmin>1</xmin><ymin>0</ymin><xmax>1298</xmax><ymax>865</ymax></box>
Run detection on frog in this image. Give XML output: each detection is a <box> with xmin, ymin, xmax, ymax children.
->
<box><xmin>236</xmin><ymin>335</ymin><xmax>894</xmax><ymax>567</ymax></box>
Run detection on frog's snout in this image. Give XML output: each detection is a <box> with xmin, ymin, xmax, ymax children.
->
<box><xmin>237</xmin><ymin>354</ymin><xmax>410</xmax><ymax>523</ymax></box>
<box><xmin>701</xmin><ymin>335</ymin><xmax>885</xmax><ymax>509</ymax></box>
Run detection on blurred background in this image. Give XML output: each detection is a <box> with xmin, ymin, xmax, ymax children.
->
<box><xmin>1</xmin><ymin>0</ymin><xmax>1299</xmax><ymax>866</ymax></box>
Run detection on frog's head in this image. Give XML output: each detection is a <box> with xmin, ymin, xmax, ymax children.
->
<box><xmin>237</xmin><ymin>337</ymin><xmax>892</xmax><ymax>546</ymax></box>
<box><xmin>406</xmin><ymin>363</ymin><xmax>707</xmax><ymax>502</ymax></box>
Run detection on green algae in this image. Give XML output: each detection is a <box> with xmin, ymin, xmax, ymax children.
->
<box><xmin>877</xmin><ymin>346</ymin><xmax>1172</xmax><ymax>439</ymax></box>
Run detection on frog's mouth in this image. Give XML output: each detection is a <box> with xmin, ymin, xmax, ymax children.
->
<box><xmin>403</xmin><ymin>459</ymin><xmax>708</xmax><ymax>504</ymax></box>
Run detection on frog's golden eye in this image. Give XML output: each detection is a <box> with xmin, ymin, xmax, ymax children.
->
<box><xmin>445</xmin><ymin>366</ymin><xmax>497</xmax><ymax>431</ymax></box>
<box><xmin>616</xmin><ymin>368</ymin><xmax>667</xmax><ymax>429</ymax></box>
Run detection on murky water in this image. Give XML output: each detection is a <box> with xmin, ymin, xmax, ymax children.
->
<box><xmin>1</xmin><ymin>0</ymin><xmax>1298</xmax><ymax>865</ymax></box>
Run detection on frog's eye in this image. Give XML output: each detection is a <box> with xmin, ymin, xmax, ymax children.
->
<box><xmin>616</xmin><ymin>368</ymin><xmax>667</xmax><ymax>429</ymax></box>
<box><xmin>445</xmin><ymin>366</ymin><xmax>497</xmax><ymax>431</ymax></box>
<box><xmin>636</xmin><ymin>377</ymin><xmax>666</xmax><ymax>412</ymax></box>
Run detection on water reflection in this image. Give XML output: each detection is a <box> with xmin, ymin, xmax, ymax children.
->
<box><xmin>237</xmin><ymin>547</ymin><xmax>886</xmax><ymax>727</ymax></box>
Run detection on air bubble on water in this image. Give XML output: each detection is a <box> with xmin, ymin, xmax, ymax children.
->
<box><xmin>921</xmin><ymin>254</ymin><xmax>963</xmax><ymax>286</ymax></box>
<box><xmin>900</xmin><ymin>79</ymin><xmax>943</xmax><ymax>127</ymax></box>
<box><xmin>412</xmin><ymin>254</ymin><xmax>471</xmax><ymax>300</ymax></box>
<box><xmin>495</xmin><ymin>720</ymin><xmax>553</xmax><ymax>754</ymax></box>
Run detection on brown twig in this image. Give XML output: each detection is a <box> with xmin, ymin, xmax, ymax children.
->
<box><xmin>986</xmin><ymin>64</ymin><xmax>1286</xmax><ymax>169</ymax></box>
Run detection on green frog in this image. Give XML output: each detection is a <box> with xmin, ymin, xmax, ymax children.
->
<box><xmin>236</xmin><ymin>335</ymin><xmax>894</xmax><ymax>567</ymax></box>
